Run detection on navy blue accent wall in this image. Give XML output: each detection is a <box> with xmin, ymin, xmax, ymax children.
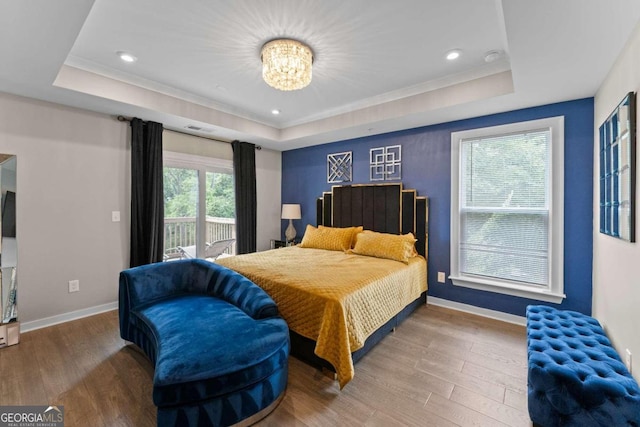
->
<box><xmin>282</xmin><ymin>98</ymin><xmax>594</xmax><ymax>317</ymax></box>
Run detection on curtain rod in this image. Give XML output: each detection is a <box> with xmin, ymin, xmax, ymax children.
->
<box><xmin>116</xmin><ymin>115</ymin><xmax>262</xmax><ymax>150</ymax></box>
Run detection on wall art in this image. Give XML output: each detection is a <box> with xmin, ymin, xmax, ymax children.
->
<box><xmin>370</xmin><ymin>145</ymin><xmax>401</xmax><ymax>181</ymax></box>
<box><xmin>327</xmin><ymin>151</ymin><xmax>352</xmax><ymax>183</ymax></box>
<box><xmin>599</xmin><ymin>92</ymin><xmax>636</xmax><ymax>242</ymax></box>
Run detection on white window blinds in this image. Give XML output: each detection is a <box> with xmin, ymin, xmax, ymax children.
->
<box><xmin>459</xmin><ymin>129</ymin><xmax>551</xmax><ymax>286</ymax></box>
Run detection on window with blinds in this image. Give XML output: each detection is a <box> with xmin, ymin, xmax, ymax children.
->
<box><xmin>450</xmin><ymin>117</ymin><xmax>565</xmax><ymax>303</ymax></box>
<box><xmin>460</xmin><ymin>130</ymin><xmax>550</xmax><ymax>286</ymax></box>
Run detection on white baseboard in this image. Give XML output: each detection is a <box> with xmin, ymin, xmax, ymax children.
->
<box><xmin>19</xmin><ymin>297</ymin><xmax>525</xmax><ymax>333</ymax></box>
<box><xmin>21</xmin><ymin>301</ymin><xmax>118</xmax><ymax>333</ymax></box>
<box><xmin>427</xmin><ymin>296</ymin><xmax>526</xmax><ymax>326</ymax></box>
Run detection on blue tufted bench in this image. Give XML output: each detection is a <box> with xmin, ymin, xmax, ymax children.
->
<box><xmin>526</xmin><ymin>305</ymin><xmax>640</xmax><ymax>426</ymax></box>
<box><xmin>119</xmin><ymin>259</ymin><xmax>290</xmax><ymax>427</ymax></box>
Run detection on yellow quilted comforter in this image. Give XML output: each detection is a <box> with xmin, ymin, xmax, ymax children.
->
<box><xmin>216</xmin><ymin>246</ymin><xmax>427</xmax><ymax>388</ymax></box>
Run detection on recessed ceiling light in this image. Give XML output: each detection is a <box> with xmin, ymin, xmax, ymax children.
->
<box><xmin>271</xmin><ymin>109</ymin><xmax>281</xmax><ymax>115</ymax></box>
<box><xmin>446</xmin><ymin>50</ymin><xmax>461</xmax><ymax>61</ymax></box>
<box><xmin>484</xmin><ymin>50</ymin><xmax>503</xmax><ymax>63</ymax></box>
<box><xmin>117</xmin><ymin>51</ymin><xmax>137</xmax><ymax>63</ymax></box>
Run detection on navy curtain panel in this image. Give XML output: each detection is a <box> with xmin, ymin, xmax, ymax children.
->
<box><xmin>232</xmin><ymin>140</ymin><xmax>257</xmax><ymax>254</ymax></box>
<box><xmin>130</xmin><ymin>118</ymin><xmax>164</xmax><ymax>267</ymax></box>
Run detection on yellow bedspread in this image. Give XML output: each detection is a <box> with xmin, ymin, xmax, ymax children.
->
<box><xmin>216</xmin><ymin>246</ymin><xmax>427</xmax><ymax>388</ymax></box>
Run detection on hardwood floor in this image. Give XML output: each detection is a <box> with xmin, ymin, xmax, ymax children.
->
<box><xmin>0</xmin><ymin>304</ymin><xmax>531</xmax><ymax>426</ymax></box>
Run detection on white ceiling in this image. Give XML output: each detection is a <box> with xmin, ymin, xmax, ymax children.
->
<box><xmin>1</xmin><ymin>0</ymin><xmax>639</xmax><ymax>151</ymax></box>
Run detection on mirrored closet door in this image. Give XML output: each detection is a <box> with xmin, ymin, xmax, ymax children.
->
<box><xmin>0</xmin><ymin>154</ymin><xmax>18</xmax><ymax>348</ymax></box>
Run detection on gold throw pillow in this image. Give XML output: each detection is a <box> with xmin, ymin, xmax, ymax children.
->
<box><xmin>300</xmin><ymin>225</ymin><xmax>356</xmax><ymax>251</ymax></box>
<box><xmin>351</xmin><ymin>231</ymin><xmax>417</xmax><ymax>263</ymax></box>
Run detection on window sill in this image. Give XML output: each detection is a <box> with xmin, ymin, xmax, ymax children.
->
<box><xmin>449</xmin><ymin>275</ymin><xmax>565</xmax><ymax>304</ymax></box>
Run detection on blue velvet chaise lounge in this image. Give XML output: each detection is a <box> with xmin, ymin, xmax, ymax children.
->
<box><xmin>119</xmin><ymin>259</ymin><xmax>290</xmax><ymax>427</ymax></box>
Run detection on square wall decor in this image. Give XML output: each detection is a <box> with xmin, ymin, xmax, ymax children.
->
<box><xmin>370</xmin><ymin>145</ymin><xmax>401</xmax><ymax>181</ymax></box>
<box><xmin>327</xmin><ymin>151</ymin><xmax>352</xmax><ymax>183</ymax></box>
<box><xmin>599</xmin><ymin>92</ymin><xmax>636</xmax><ymax>242</ymax></box>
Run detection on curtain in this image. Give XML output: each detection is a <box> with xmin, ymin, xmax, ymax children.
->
<box><xmin>232</xmin><ymin>140</ymin><xmax>257</xmax><ymax>254</ymax></box>
<box><xmin>130</xmin><ymin>118</ymin><xmax>164</xmax><ymax>267</ymax></box>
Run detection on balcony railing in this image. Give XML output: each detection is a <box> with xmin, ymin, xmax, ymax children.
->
<box><xmin>164</xmin><ymin>216</ymin><xmax>236</xmax><ymax>259</ymax></box>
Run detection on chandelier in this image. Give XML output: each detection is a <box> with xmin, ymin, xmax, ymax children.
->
<box><xmin>261</xmin><ymin>39</ymin><xmax>313</xmax><ymax>91</ymax></box>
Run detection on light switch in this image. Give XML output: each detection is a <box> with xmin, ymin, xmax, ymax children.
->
<box><xmin>112</xmin><ymin>211</ymin><xmax>121</xmax><ymax>222</ymax></box>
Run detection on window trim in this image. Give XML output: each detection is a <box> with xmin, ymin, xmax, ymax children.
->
<box><xmin>450</xmin><ymin>116</ymin><xmax>565</xmax><ymax>303</ymax></box>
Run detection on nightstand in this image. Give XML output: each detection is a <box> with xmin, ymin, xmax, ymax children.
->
<box><xmin>270</xmin><ymin>239</ymin><xmax>297</xmax><ymax>249</ymax></box>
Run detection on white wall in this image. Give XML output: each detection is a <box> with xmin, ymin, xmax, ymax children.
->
<box><xmin>593</xmin><ymin>21</ymin><xmax>640</xmax><ymax>379</ymax></box>
<box><xmin>256</xmin><ymin>148</ymin><xmax>281</xmax><ymax>251</ymax></box>
<box><xmin>0</xmin><ymin>92</ymin><xmax>282</xmax><ymax>327</ymax></box>
<box><xmin>0</xmin><ymin>92</ymin><xmax>129</xmax><ymax>325</ymax></box>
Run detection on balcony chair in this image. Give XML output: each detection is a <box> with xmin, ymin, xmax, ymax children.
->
<box><xmin>176</xmin><ymin>238</ymin><xmax>235</xmax><ymax>261</ymax></box>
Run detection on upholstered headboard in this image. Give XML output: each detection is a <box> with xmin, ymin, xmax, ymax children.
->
<box><xmin>316</xmin><ymin>183</ymin><xmax>429</xmax><ymax>259</ymax></box>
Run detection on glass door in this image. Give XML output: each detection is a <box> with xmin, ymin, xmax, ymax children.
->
<box><xmin>163</xmin><ymin>152</ymin><xmax>236</xmax><ymax>260</ymax></box>
<box><xmin>205</xmin><ymin>171</ymin><xmax>236</xmax><ymax>257</ymax></box>
<box><xmin>163</xmin><ymin>167</ymin><xmax>198</xmax><ymax>260</ymax></box>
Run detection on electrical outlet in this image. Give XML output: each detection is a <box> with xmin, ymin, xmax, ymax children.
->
<box><xmin>437</xmin><ymin>272</ymin><xmax>446</xmax><ymax>283</ymax></box>
<box><xmin>626</xmin><ymin>349</ymin><xmax>632</xmax><ymax>373</ymax></box>
<box><xmin>68</xmin><ymin>280</ymin><xmax>80</xmax><ymax>293</ymax></box>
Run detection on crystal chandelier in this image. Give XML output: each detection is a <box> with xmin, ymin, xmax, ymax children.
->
<box><xmin>261</xmin><ymin>39</ymin><xmax>313</xmax><ymax>91</ymax></box>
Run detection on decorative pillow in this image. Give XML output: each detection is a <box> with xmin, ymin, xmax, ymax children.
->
<box><xmin>299</xmin><ymin>225</ymin><xmax>355</xmax><ymax>251</ymax></box>
<box><xmin>319</xmin><ymin>225</ymin><xmax>363</xmax><ymax>249</ymax></box>
<box><xmin>351</xmin><ymin>231</ymin><xmax>417</xmax><ymax>263</ymax></box>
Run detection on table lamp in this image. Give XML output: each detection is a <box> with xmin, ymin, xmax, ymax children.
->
<box><xmin>281</xmin><ymin>204</ymin><xmax>301</xmax><ymax>243</ymax></box>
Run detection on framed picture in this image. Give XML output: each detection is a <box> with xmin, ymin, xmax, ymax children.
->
<box><xmin>599</xmin><ymin>92</ymin><xmax>636</xmax><ymax>242</ymax></box>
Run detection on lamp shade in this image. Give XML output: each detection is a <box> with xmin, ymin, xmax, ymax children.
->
<box><xmin>281</xmin><ymin>204</ymin><xmax>301</xmax><ymax>220</ymax></box>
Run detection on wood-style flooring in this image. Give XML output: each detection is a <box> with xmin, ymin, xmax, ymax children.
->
<box><xmin>0</xmin><ymin>304</ymin><xmax>531</xmax><ymax>426</ymax></box>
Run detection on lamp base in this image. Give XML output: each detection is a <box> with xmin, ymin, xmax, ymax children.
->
<box><xmin>285</xmin><ymin>219</ymin><xmax>297</xmax><ymax>243</ymax></box>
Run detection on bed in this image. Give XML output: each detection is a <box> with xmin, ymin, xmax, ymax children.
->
<box><xmin>217</xmin><ymin>183</ymin><xmax>429</xmax><ymax>388</ymax></box>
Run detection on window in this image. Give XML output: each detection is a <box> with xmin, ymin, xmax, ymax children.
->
<box><xmin>450</xmin><ymin>117</ymin><xmax>565</xmax><ymax>303</ymax></box>
<box><xmin>163</xmin><ymin>152</ymin><xmax>236</xmax><ymax>260</ymax></box>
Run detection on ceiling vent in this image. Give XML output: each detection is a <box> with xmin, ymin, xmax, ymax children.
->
<box><xmin>184</xmin><ymin>125</ymin><xmax>215</xmax><ymax>133</ymax></box>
